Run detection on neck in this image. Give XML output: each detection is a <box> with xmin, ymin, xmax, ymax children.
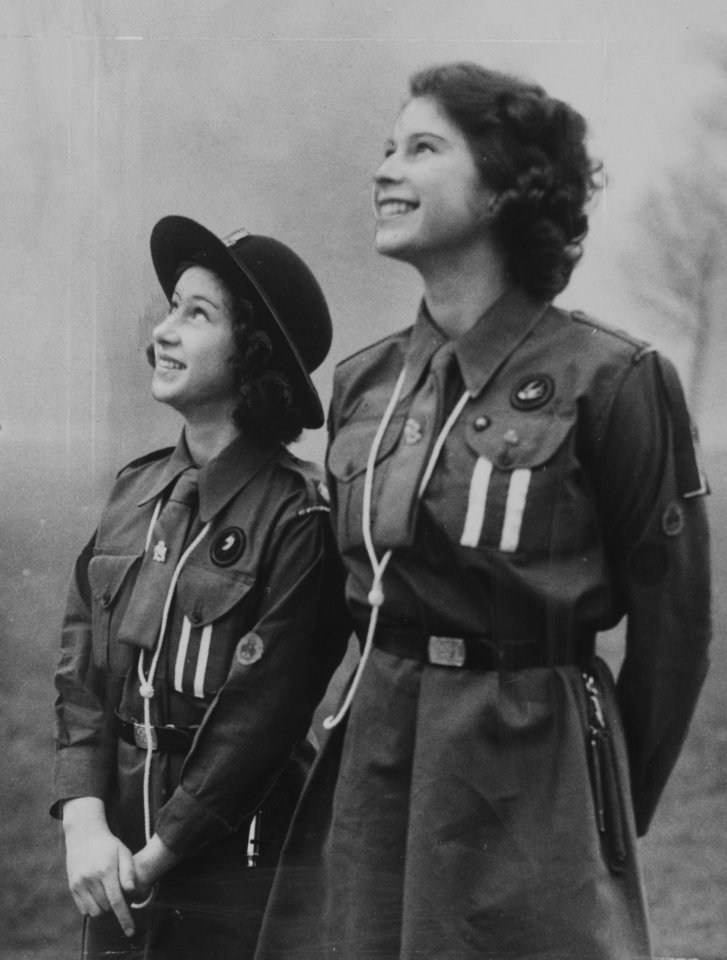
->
<box><xmin>417</xmin><ymin>245</ymin><xmax>510</xmax><ymax>339</ymax></box>
<box><xmin>182</xmin><ymin>415</ymin><xmax>240</xmax><ymax>467</ymax></box>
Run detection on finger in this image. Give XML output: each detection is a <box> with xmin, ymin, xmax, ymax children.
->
<box><xmin>106</xmin><ymin>879</ymin><xmax>135</xmax><ymax>938</ymax></box>
<box><xmin>110</xmin><ymin>894</ymin><xmax>135</xmax><ymax>937</ymax></box>
<box><xmin>71</xmin><ymin>887</ymin><xmax>103</xmax><ymax>918</ymax></box>
<box><xmin>118</xmin><ymin>847</ymin><xmax>137</xmax><ymax>894</ymax></box>
<box><xmin>87</xmin><ymin>879</ymin><xmax>111</xmax><ymax>915</ymax></box>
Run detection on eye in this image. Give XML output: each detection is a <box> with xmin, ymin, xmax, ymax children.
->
<box><xmin>413</xmin><ymin>140</ymin><xmax>435</xmax><ymax>155</ymax></box>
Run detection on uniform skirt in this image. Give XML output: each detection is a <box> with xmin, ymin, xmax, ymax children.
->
<box><xmin>255</xmin><ymin>652</ymin><xmax>651</xmax><ymax>960</ymax></box>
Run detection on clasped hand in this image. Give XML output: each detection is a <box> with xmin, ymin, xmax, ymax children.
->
<box><xmin>62</xmin><ymin>797</ymin><xmax>180</xmax><ymax>938</ymax></box>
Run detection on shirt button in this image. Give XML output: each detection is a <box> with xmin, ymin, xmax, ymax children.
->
<box><xmin>473</xmin><ymin>415</ymin><xmax>490</xmax><ymax>432</ymax></box>
<box><xmin>191</xmin><ymin>611</ymin><xmax>203</xmax><ymax>625</ymax></box>
<box><xmin>100</xmin><ymin>591</ymin><xmax>111</xmax><ymax>608</ymax></box>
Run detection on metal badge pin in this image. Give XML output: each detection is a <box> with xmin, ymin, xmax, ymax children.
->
<box><xmin>403</xmin><ymin>417</ymin><xmax>424</xmax><ymax>444</ymax></box>
<box><xmin>152</xmin><ymin>540</ymin><xmax>168</xmax><ymax>563</ymax></box>
<box><xmin>473</xmin><ymin>415</ymin><xmax>490</xmax><ymax>432</ymax></box>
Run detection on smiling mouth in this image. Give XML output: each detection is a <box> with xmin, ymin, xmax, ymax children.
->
<box><xmin>377</xmin><ymin>199</ymin><xmax>418</xmax><ymax>218</ymax></box>
<box><xmin>156</xmin><ymin>356</ymin><xmax>186</xmax><ymax>371</ymax></box>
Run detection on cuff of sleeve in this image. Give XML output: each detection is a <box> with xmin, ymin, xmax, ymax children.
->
<box><xmin>154</xmin><ymin>786</ymin><xmax>235</xmax><ymax>858</ymax></box>
<box><xmin>50</xmin><ymin>748</ymin><xmax>112</xmax><ymax>819</ymax></box>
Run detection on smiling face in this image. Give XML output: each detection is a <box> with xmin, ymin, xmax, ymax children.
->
<box><xmin>372</xmin><ymin>96</ymin><xmax>495</xmax><ymax>269</ymax></box>
<box><xmin>151</xmin><ymin>265</ymin><xmax>238</xmax><ymax>423</ymax></box>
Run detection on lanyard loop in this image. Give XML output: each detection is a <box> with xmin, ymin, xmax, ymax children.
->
<box><xmin>135</xmin><ymin>506</ymin><xmax>211</xmax><ymax>843</ymax></box>
<box><xmin>323</xmin><ymin>361</ymin><xmax>471</xmax><ymax>730</ymax></box>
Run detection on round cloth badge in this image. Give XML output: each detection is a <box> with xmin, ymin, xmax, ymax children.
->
<box><xmin>210</xmin><ymin>527</ymin><xmax>246</xmax><ymax>567</ymax></box>
<box><xmin>662</xmin><ymin>501</ymin><xmax>685</xmax><ymax>537</ymax></box>
<box><xmin>236</xmin><ymin>632</ymin><xmax>264</xmax><ymax>666</ymax></box>
<box><xmin>510</xmin><ymin>374</ymin><xmax>555</xmax><ymax>411</ymax></box>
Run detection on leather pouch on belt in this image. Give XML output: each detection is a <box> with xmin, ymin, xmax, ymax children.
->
<box><xmin>584</xmin><ymin>674</ymin><xmax>627</xmax><ymax>875</ymax></box>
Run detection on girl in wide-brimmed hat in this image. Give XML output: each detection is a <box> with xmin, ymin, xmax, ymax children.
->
<box><xmin>52</xmin><ymin>216</ymin><xmax>350</xmax><ymax>960</ymax></box>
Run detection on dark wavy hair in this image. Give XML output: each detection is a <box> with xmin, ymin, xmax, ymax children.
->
<box><xmin>409</xmin><ymin>62</ymin><xmax>602</xmax><ymax>298</ymax></box>
<box><xmin>147</xmin><ymin>262</ymin><xmax>304</xmax><ymax>444</ymax></box>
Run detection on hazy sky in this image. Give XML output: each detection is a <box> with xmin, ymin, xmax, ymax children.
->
<box><xmin>2</xmin><ymin>0</ymin><xmax>727</xmax><ymax>481</ymax></box>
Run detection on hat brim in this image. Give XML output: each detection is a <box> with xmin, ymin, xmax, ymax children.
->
<box><xmin>150</xmin><ymin>215</ymin><xmax>324</xmax><ymax>429</ymax></box>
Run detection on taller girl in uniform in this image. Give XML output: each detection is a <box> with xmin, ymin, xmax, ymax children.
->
<box><xmin>256</xmin><ymin>63</ymin><xmax>711</xmax><ymax>959</ymax></box>
<box><xmin>51</xmin><ymin>216</ymin><xmax>349</xmax><ymax>959</ymax></box>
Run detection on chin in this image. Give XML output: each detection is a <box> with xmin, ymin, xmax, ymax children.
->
<box><xmin>374</xmin><ymin>235</ymin><xmax>413</xmax><ymax>262</ymax></box>
<box><xmin>151</xmin><ymin>382</ymin><xmax>176</xmax><ymax>407</ymax></box>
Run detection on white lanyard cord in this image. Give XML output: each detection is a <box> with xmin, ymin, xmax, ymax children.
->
<box><xmin>323</xmin><ymin>367</ymin><xmax>407</xmax><ymax>730</ymax></box>
<box><xmin>143</xmin><ymin>499</ymin><xmax>163</xmax><ymax>552</ymax></box>
<box><xmin>323</xmin><ymin>365</ymin><xmax>471</xmax><ymax>730</ymax></box>
<box><xmin>134</xmin><ymin>506</ymin><xmax>211</xmax><ymax>858</ymax></box>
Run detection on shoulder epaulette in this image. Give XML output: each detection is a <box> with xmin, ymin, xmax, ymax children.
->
<box><xmin>116</xmin><ymin>446</ymin><xmax>174</xmax><ymax>478</ymax></box>
<box><xmin>569</xmin><ymin>309</ymin><xmax>651</xmax><ymax>355</ymax></box>
<box><xmin>296</xmin><ymin>504</ymin><xmax>331</xmax><ymax>517</ymax></box>
<box><xmin>279</xmin><ymin>450</ymin><xmax>332</xmax><ymax>510</ymax></box>
<box><xmin>335</xmin><ymin>326</ymin><xmax>411</xmax><ymax>372</ymax></box>
<box><xmin>279</xmin><ymin>449</ymin><xmax>323</xmax><ymax>482</ymax></box>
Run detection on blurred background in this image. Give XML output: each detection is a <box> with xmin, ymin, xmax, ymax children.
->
<box><xmin>1</xmin><ymin>2</ymin><xmax>725</xmax><ymax>957</ymax></box>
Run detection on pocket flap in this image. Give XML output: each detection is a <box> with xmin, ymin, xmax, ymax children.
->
<box><xmin>88</xmin><ymin>554</ymin><xmax>139</xmax><ymax>609</ymax></box>
<box><xmin>465</xmin><ymin>415</ymin><xmax>573</xmax><ymax>470</ymax></box>
<box><xmin>176</xmin><ymin>562</ymin><xmax>255</xmax><ymax>626</ymax></box>
<box><xmin>327</xmin><ymin>416</ymin><xmax>406</xmax><ymax>483</ymax></box>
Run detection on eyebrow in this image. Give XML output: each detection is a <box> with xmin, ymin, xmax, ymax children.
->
<box><xmin>172</xmin><ymin>291</ymin><xmax>222</xmax><ymax>311</ymax></box>
<box><xmin>386</xmin><ymin>131</ymin><xmax>449</xmax><ymax>147</ymax></box>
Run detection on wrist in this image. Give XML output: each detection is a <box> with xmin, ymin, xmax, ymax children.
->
<box><xmin>134</xmin><ymin>835</ymin><xmax>181</xmax><ymax>887</ymax></box>
<box><xmin>61</xmin><ymin>797</ymin><xmax>107</xmax><ymax>835</ymax></box>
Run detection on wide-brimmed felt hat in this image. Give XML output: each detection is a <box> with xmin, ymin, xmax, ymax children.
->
<box><xmin>150</xmin><ymin>215</ymin><xmax>332</xmax><ymax>429</ymax></box>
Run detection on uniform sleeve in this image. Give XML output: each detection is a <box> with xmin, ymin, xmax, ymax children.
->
<box><xmin>154</xmin><ymin>506</ymin><xmax>352</xmax><ymax>857</ymax></box>
<box><xmin>50</xmin><ymin>533</ymin><xmax>117</xmax><ymax>817</ymax></box>
<box><xmin>592</xmin><ymin>351</ymin><xmax>711</xmax><ymax>836</ymax></box>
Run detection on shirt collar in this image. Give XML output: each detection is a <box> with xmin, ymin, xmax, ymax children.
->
<box><xmin>137</xmin><ymin>429</ymin><xmax>280</xmax><ymax>522</ymax></box>
<box><xmin>403</xmin><ymin>287</ymin><xmax>548</xmax><ymax>399</ymax></box>
<box><xmin>399</xmin><ymin>305</ymin><xmax>448</xmax><ymax>398</ymax></box>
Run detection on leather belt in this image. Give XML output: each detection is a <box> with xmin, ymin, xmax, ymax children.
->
<box><xmin>114</xmin><ymin>714</ymin><xmax>198</xmax><ymax>753</ymax></box>
<box><xmin>374</xmin><ymin>630</ymin><xmax>594</xmax><ymax>672</ymax></box>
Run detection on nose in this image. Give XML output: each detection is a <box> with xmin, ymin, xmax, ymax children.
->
<box><xmin>374</xmin><ymin>150</ymin><xmax>403</xmax><ymax>185</ymax></box>
<box><xmin>152</xmin><ymin>307</ymin><xmax>181</xmax><ymax>345</ymax></box>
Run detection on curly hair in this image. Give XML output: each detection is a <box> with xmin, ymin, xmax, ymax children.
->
<box><xmin>147</xmin><ymin>262</ymin><xmax>304</xmax><ymax>445</ymax></box>
<box><xmin>409</xmin><ymin>62</ymin><xmax>603</xmax><ymax>298</ymax></box>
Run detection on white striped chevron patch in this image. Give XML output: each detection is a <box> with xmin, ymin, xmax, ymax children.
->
<box><xmin>460</xmin><ymin>457</ymin><xmax>532</xmax><ymax>553</ymax></box>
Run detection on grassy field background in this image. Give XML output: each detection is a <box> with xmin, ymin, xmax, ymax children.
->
<box><xmin>2</xmin><ymin>446</ymin><xmax>725</xmax><ymax>960</ymax></box>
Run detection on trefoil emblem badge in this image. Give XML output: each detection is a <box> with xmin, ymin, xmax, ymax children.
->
<box><xmin>403</xmin><ymin>418</ymin><xmax>424</xmax><ymax>444</ymax></box>
<box><xmin>153</xmin><ymin>540</ymin><xmax>168</xmax><ymax>563</ymax></box>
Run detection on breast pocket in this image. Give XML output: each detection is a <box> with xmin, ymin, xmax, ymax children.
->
<box><xmin>87</xmin><ymin>553</ymin><xmax>140</xmax><ymax>674</ymax></box>
<box><xmin>457</xmin><ymin>415</ymin><xmax>586</xmax><ymax>556</ymax></box>
<box><xmin>327</xmin><ymin>414</ymin><xmax>405</xmax><ymax>550</ymax></box>
<box><xmin>171</xmin><ymin>562</ymin><xmax>256</xmax><ymax>699</ymax></box>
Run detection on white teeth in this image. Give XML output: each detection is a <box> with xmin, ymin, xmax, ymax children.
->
<box><xmin>378</xmin><ymin>200</ymin><xmax>416</xmax><ymax>216</ymax></box>
<box><xmin>157</xmin><ymin>357</ymin><xmax>185</xmax><ymax>370</ymax></box>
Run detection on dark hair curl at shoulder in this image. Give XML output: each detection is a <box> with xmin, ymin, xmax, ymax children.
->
<box><xmin>228</xmin><ymin>308</ymin><xmax>305</xmax><ymax>445</ymax></box>
<box><xmin>409</xmin><ymin>62</ymin><xmax>603</xmax><ymax>298</ymax></box>
<box><xmin>147</xmin><ymin>262</ymin><xmax>305</xmax><ymax>445</ymax></box>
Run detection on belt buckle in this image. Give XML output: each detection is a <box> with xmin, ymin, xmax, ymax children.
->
<box><xmin>427</xmin><ymin>635</ymin><xmax>466</xmax><ymax>668</ymax></box>
<box><xmin>133</xmin><ymin>722</ymin><xmax>158</xmax><ymax>751</ymax></box>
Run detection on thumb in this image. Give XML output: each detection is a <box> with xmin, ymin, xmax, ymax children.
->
<box><xmin>118</xmin><ymin>846</ymin><xmax>137</xmax><ymax>894</ymax></box>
